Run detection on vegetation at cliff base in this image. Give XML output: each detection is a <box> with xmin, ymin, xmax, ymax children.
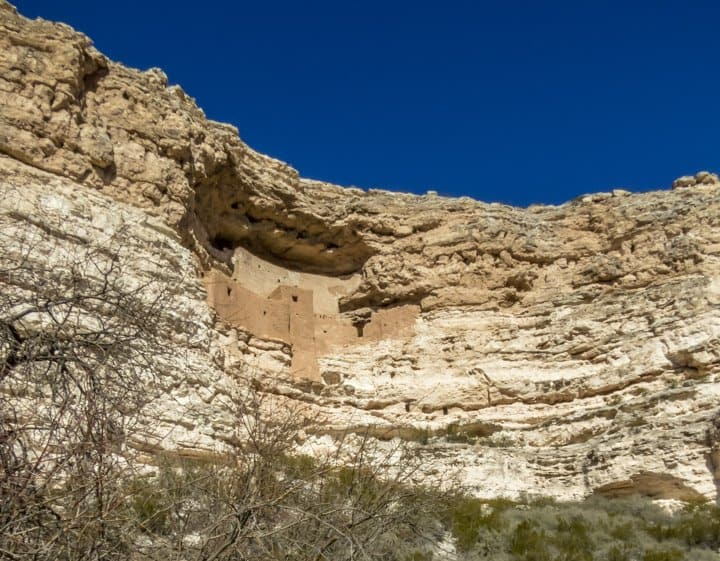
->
<box><xmin>3</xmin><ymin>210</ymin><xmax>720</xmax><ymax>561</ymax></box>
<box><xmin>439</xmin><ymin>494</ymin><xmax>720</xmax><ymax>561</ymax></box>
<box><xmin>118</xmin><ymin>469</ymin><xmax>720</xmax><ymax>561</ymax></box>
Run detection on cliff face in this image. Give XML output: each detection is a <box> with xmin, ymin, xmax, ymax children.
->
<box><xmin>2</xmin><ymin>0</ymin><xmax>720</xmax><ymax>501</ymax></box>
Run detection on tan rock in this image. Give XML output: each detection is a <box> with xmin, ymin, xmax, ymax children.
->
<box><xmin>672</xmin><ymin>171</ymin><xmax>720</xmax><ymax>189</ymax></box>
<box><xmin>672</xmin><ymin>175</ymin><xmax>696</xmax><ymax>189</ymax></box>
<box><xmin>2</xmin><ymin>2</ymin><xmax>720</xmax><ymax>502</ymax></box>
<box><xmin>696</xmin><ymin>170</ymin><xmax>720</xmax><ymax>185</ymax></box>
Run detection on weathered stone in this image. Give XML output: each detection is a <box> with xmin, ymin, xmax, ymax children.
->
<box><xmin>672</xmin><ymin>171</ymin><xmax>720</xmax><ymax>189</ymax></box>
<box><xmin>2</xmin><ymin>1</ymin><xmax>720</xmax><ymax>502</ymax></box>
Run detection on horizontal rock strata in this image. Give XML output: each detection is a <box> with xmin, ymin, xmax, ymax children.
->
<box><xmin>1</xmin><ymin>0</ymin><xmax>719</xmax><ymax>501</ymax></box>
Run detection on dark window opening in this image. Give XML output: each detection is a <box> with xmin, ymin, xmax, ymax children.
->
<box><xmin>263</xmin><ymin>311</ymin><xmax>267</xmax><ymax>315</ymax></box>
<box><xmin>231</xmin><ymin>202</ymin><xmax>240</xmax><ymax>209</ymax></box>
<box><xmin>292</xmin><ymin>295</ymin><xmax>298</xmax><ymax>303</ymax></box>
<box><xmin>356</xmin><ymin>325</ymin><xmax>364</xmax><ymax>337</ymax></box>
<box><xmin>404</xmin><ymin>402</ymin><xmax>411</xmax><ymax>412</ymax></box>
<box><xmin>209</xmin><ymin>235</ymin><xmax>236</xmax><ymax>251</ymax></box>
<box><xmin>442</xmin><ymin>406</ymin><xmax>448</xmax><ymax>415</ymax></box>
<box><xmin>226</xmin><ymin>287</ymin><xmax>232</xmax><ymax>296</ymax></box>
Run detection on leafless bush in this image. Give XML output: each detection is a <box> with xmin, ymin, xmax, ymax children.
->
<box><xmin>0</xmin><ymin>216</ymin><xmax>169</xmax><ymax>560</ymax></box>
<box><xmin>0</xmin><ymin>216</ymin><xmax>445</xmax><ymax>561</ymax></box>
<box><xmin>129</xmin><ymin>383</ymin><xmax>445</xmax><ymax>561</ymax></box>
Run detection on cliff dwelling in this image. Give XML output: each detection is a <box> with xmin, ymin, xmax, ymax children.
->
<box><xmin>205</xmin><ymin>246</ymin><xmax>419</xmax><ymax>380</ymax></box>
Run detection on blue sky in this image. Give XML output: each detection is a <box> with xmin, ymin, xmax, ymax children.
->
<box><xmin>14</xmin><ymin>0</ymin><xmax>720</xmax><ymax>206</ymax></box>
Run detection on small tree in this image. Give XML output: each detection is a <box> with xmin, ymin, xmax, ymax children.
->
<box><xmin>0</xmin><ymin>214</ymin><xmax>169</xmax><ymax>560</ymax></box>
<box><xmin>0</xmin><ymin>210</ymin><xmax>446</xmax><ymax>561</ymax></box>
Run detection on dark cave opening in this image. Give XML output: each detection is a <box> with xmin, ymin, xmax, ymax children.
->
<box><xmin>210</xmin><ymin>235</ymin><xmax>237</xmax><ymax>251</ymax></box>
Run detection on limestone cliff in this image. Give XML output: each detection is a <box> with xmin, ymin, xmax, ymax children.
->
<box><xmin>2</xmin><ymin>0</ymin><xmax>720</xmax><ymax>501</ymax></box>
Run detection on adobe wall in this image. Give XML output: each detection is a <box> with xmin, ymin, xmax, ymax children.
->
<box><xmin>204</xmin><ymin>248</ymin><xmax>419</xmax><ymax>381</ymax></box>
<box><xmin>206</xmin><ymin>271</ymin><xmax>322</xmax><ymax>379</ymax></box>
<box><xmin>205</xmin><ymin>271</ymin><xmax>290</xmax><ymax>342</ymax></box>
<box><xmin>312</xmin><ymin>305</ymin><xmax>419</xmax><ymax>354</ymax></box>
<box><xmin>268</xmin><ymin>286</ymin><xmax>318</xmax><ymax>379</ymax></box>
<box><xmin>230</xmin><ymin>246</ymin><xmax>361</xmax><ymax>315</ymax></box>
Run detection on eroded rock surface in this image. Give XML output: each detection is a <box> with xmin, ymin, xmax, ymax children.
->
<box><xmin>2</xmin><ymin>0</ymin><xmax>720</xmax><ymax>501</ymax></box>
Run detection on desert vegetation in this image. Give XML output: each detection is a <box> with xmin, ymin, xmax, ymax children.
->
<box><xmin>0</xmin><ymin>218</ymin><xmax>443</xmax><ymax>560</ymax></box>
<box><xmin>0</xmin><ymin>218</ymin><xmax>171</xmax><ymax>560</ymax></box>
<box><xmin>441</xmin><ymin>494</ymin><xmax>720</xmax><ymax>561</ymax></box>
<box><xmin>2</xmin><ymin>218</ymin><xmax>720</xmax><ymax>561</ymax></box>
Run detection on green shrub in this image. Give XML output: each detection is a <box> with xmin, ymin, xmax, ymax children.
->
<box><xmin>642</xmin><ymin>504</ymin><xmax>720</xmax><ymax>548</ymax></box>
<box><xmin>123</xmin><ymin>458</ymin><xmax>720</xmax><ymax>561</ymax></box>
<box><xmin>606</xmin><ymin>544</ymin><xmax>633</xmax><ymax>561</ymax></box>
<box><xmin>510</xmin><ymin>519</ymin><xmax>552</xmax><ymax>561</ymax></box>
<box><xmin>406</xmin><ymin>427</ymin><xmax>431</xmax><ymax>444</ymax></box>
<box><xmin>552</xmin><ymin>516</ymin><xmax>593</xmax><ymax>561</ymax></box>
<box><xmin>642</xmin><ymin>546</ymin><xmax>685</xmax><ymax>561</ymax></box>
<box><xmin>280</xmin><ymin>453</ymin><xmax>317</xmax><ymax>479</ymax></box>
<box><xmin>446</xmin><ymin>496</ymin><xmax>514</xmax><ymax>552</ymax></box>
<box><xmin>448</xmin><ymin>497</ymin><xmax>487</xmax><ymax>551</ymax></box>
<box><xmin>403</xmin><ymin>550</ymin><xmax>433</xmax><ymax>561</ymax></box>
<box><xmin>674</xmin><ymin>507</ymin><xmax>720</xmax><ymax>548</ymax></box>
<box><xmin>127</xmin><ymin>478</ymin><xmax>169</xmax><ymax>534</ymax></box>
<box><xmin>609</xmin><ymin>521</ymin><xmax>635</xmax><ymax>541</ymax></box>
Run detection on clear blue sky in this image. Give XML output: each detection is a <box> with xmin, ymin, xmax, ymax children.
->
<box><xmin>14</xmin><ymin>0</ymin><xmax>720</xmax><ymax>205</ymax></box>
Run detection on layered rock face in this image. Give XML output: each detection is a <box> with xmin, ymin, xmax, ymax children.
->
<box><xmin>2</xmin><ymin>0</ymin><xmax>720</xmax><ymax>501</ymax></box>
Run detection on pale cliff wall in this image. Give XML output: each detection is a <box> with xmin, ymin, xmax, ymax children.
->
<box><xmin>1</xmin><ymin>0</ymin><xmax>720</xmax><ymax>501</ymax></box>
